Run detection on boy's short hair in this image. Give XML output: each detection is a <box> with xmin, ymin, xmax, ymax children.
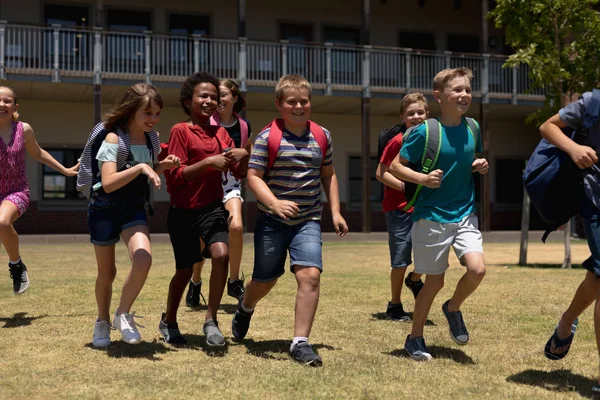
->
<box><xmin>179</xmin><ymin>71</ymin><xmax>220</xmax><ymax>116</ymax></box>
<box><xmin>433</xmin><ymin>67</ymin><xmax>473</xmax><ymax>92</ymax></box>
<box><xmin>399</xmin><ymin>93</ymin><xmax>428</xmax><ymax>116</ymax></box>
<box><xmin>275</xmin><ymin>74</ymin><xmax>312</xmax><ymax>102</ymax></box>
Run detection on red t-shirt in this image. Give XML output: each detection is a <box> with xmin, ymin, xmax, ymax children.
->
<box><xmin>380</xmin><ymin>134</ymin><xmax>411</xmax><ymax>213</ymax></box>
<box><xmin>164</xmin><ymin>122</ymin><xmax>237</xmax><ymax>209</ymax></box>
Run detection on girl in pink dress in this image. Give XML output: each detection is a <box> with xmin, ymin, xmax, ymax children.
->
<box><xmin>0</xmin><ymin>86</ymin><xmax>78</xmax><ymax>294</ymax></box>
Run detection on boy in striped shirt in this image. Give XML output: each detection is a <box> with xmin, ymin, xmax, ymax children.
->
<box><xmin>231</xmin><ymin>74</ymin><xmax>348</xmax><ymax>366</ymax></box>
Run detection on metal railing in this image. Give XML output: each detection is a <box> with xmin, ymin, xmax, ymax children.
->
<box><xmin>0</xmin><ymin>22</ymin><xmax>544</xmax><ymax>102</ymax></box>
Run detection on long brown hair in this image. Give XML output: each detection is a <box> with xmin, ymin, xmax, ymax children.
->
<box><xmin>220</xmin><ymin>79</ymin><xmax>246</xmax><ymax>113</ymax></box>
<box><xmin>104</xmin><ymin>83</ymin><xmax>163</xmax><ymax>132</ymax></box>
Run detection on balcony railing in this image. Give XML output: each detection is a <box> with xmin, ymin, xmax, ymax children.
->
<box><xmin>0</xmin><ymin>22</ymin><xmax>544</xmax><ymax>103</ymax></box>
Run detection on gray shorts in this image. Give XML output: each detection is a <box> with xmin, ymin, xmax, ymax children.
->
<box><xmin>412</xmin><ymin>213</ymin><xmax>483</xmax><ymax>275</ymax></box>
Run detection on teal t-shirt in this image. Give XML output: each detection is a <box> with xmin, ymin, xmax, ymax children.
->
<box><xmin>92</xmin><ymin>142</ymin><xmax>152</xmax><ymax>191</ymax></box>
<box><xmin>399</xmin><ymin>119</ymin><xmax>482</xmax><ymax>223</ymax></box>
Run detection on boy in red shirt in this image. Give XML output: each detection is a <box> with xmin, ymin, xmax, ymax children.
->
<box><xmin>158</xmin><ymin>72</ymin><xmax>249</xmax><ymax>347</ymax></box>
<box><xmin>375</xmin><ymin>93</ymin><xmax>428</xmax><ymax>321</ymax></box>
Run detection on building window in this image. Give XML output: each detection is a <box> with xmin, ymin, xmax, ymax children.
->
<box><xmin>165</xmin><ymin>13</ymin><xmax>211</xmax><ymax>76</ymax></box>
<box><xmin>42</xmin><ymin>5</ymin><xmax>91</xmax><ymax>71</ymax></box>
<box><xmin>398</xmin><ymin>31</ymin><xmax>436</xmax><ymax>51</ymax></box>
<box><xmin>495</xmin><ymin>158</ymin><xmax>526</xmax><ymax>205</ymax></box>
<box><xmin>447</xmin><ymin>34</ymin><xmax>480</xmax><ymax>53</ymax></box>
<box><xmin>280</xmin><ymin>23</ymin><xmax>313</xmax><ymax>42</ymax></box>
<box><xmin>106</xmin><ymin>8</ymin><xmax>151</xmax><ymax>32</ymax></box>
<box><xmin>279</xmin><ymin>23</ymin><xmax>314</xmax><ymax>80</ymax></box>
<box><xmin>323</xmin><ymin>26</ymin><xmax>361</xmax><ymax>85</ymax></box>
<box><xmin>42</xmin><ymin>149</ymin><xmax>82</xmax><ymax>200</ymax></box>
<box><xmin>45</xmin><ymin>4</ymin><xmax>89</xmax><ymax>26</ymax></box>
<box><xmin>348</xmin><ymin>156</ymin><xmax>383</xmax><ymax>208</ymax></box>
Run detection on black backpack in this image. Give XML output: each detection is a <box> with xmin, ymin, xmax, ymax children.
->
<box><xmin>377</xmin><ymin>124</ymin><xmax>405</xmax><ymax>162</ymax></box>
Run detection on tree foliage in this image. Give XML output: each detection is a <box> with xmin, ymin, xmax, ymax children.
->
<box><xmin>490</xmin><ymin>0</ymin><xmax>600</xmax><ymax>124</ymax></box>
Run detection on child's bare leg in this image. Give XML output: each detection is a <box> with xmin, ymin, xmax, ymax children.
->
<box><xmin>242</xmin><ymin>279</ymin><xmax>277</xmax><ymax>309</ymax></box>
<box><xmin>164</xmin><ymin>268</ymin><xmax>193</xmax><ymax>323</ymax></box>
<box><xmin>191</xmin><ymin>261</ymin><xmax>204</xmax><ymax>283</ymax></box>
<box><xmin>391</xmin><ymin>268</ymin><xmax>407</xmax><ymax>304</ymax></box>
<box><xmin>448</xmin><ymin>252</ymin><xmax>486</xmax><ymax>312</ymax></box>
<box><xmin>557</xmin><ymin>271</ymin><xmax>600</xmax><ymax>339</ymax></box>
<box><xmin>294</xmin><ymin>266</ymin><xmax>320</xmax><ymax>337</ymax></box>
<box><xmin>94</xmin><ymin>245</ymin><xmax>117</xmax><ymax>321</ymax></box>
<box><xmin>0</xmin><ymin>201</ymin><xmax>21</xmax><ymax>261</ymax></box>
<box><xmin>225</xmin><ymin>198</ymin><xmax>243</xmax><ymax>281</ymax></box>
<box><xmin>118</xmin><ymin>225</ymin><xmax>152</xmax><ymax>314</ymax></box>
<box><xmin>205</xmin><ymin>242</ymin><xmax>229</xmax><ymax>322</ymax></box>
<box><xmin>410</xmin><ymin>273</ymin><xmax>444</xmax><ymax>338</ymax></box>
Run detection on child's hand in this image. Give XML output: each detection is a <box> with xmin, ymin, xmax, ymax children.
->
<box><xmin>162</xmin><ymin>154</ymin><xmax>181</xmax><ymax>170</ymax></box>
<box><xmin>224</xmin><ymin>148</ymin><xmax>248</xmax><ymax>164</ymax></box>
<box><xmin>422</xmin><ymin>169</ymin><xmax>443</xmax><ymax>188</ymax></box>
<box><xmin>209</xmin><ymin>154</ymin><xmax>230</xmax><ymax>172</ymax></box>
<box><xmin>270</xmin><ymin>199</ymin><xmax>299</xmax><ymax>220</ymax></box>
<box><xmin>332</xmin><ymin>213</ymin><xmax>349</xmax><ymax>237</ymax></box>
<box><xmin>64</xmin><ymin>162</ymin><xmax>80</xmax><ymax>177</ymax></box>
<box><xmin>472</xmin><ymin>158</ymin><xmax>489</xmax><ymax>174</ymax></box>
<box><xmin>569</xmin><ymin>144</ymin><xmax>598</xmax><ymax>169</ymax></box>
<box><xmin>140</xmin><ymin>164</ymin><xmax>161</xmax><ymax>190</ymax></box>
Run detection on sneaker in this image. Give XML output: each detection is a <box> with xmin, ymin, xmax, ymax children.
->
<box><xmin>385</xmin><ymin>302</ymin><xmax>410</xmax><ymax>321</ymax></box>
<box><xmin>92</xmin><ymin>320</ymin><xmax>113</xmax><ymax>348</ymax></box>
<box><xmin>442</xmin><ymin>300</ymin><xmax>469</xmax><ymax>345</ymax></box>
<box><xmin>113</xmin><ymin>311</ymin><xmax>143</xmax><ymax>344</ymax></box>
<box><xmin>203</xmin><ymin>319</ymin><xmax>225</xmax><ymax>347</ymax></box>
<box><xmin>290</xmin><ymin>341</ymin><xmax>323</xmax><ymax>366</ymax></box>
<box><xmin>158</xmin><ymin>313</ymin><xmax>187</xmax><ymax>345</ymax></box>
<box><xmin>231</xmin><ymin>296</ymin><xmax>254</xmax><ymax>340</ymax></box>
<box><xmin>404</xmin><ymin>335</ymin><xmax>432</xmax><ymax>361</ymax></box>
<box><xmin>9</xmin><ymin>260</ymin><xmax>29</xmax><ymax>294</ymax></box>
<box><xmin>227</xmin><ymin>278</ymin><xmax>245</xmax><ymax>301</ymax></box>
<box><xmin>185</xmin><ymin>281</ymin><xmax>204</xmax><ymax>307</ymax></box>
<box><xmin>404</xmin><ymin>272</ymin><xmax>424</xmax><ymax>299</ymax></box>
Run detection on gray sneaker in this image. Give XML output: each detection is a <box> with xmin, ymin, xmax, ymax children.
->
<box><xmin>158</xmin><ymin>313</ymin><xmax>187</xmax><ymax>345</ymax></box>
<box><xmin>442</xmin><ymin>300</ymin><xmax>469</xmax><ymax>345</ymax></box>
<box><xmin>203</xmin><ymin>320</ymin><xmax>225</xmax><ymax>347</ymax></box>
<box><xmin>404</xmin><ymin>335</ymin><xmax>432</xmax><ymax>361</ymax></box>
<box><xmin>290</xmin><ymin>341</ymin><xmax>323</xmax><ymax>367</ymax></box>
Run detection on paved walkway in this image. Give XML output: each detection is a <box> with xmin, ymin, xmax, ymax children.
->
<box><xmin>19</xmin><ymin>230</ymin><xmax>577</xmax><ymax>244</ymax></box>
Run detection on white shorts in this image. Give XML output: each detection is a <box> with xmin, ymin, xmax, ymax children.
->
<box><xmin>411</xmin><ymin>213</ymin><xmax>483</xmax><ymax>275</ymax></box>
<box><xmin>222</xmin><ymin>171</ymin><xmax>243</xmax><ymax>204</ymax></box>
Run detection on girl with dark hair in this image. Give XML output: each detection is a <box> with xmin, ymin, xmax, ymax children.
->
<box><xmin>0</xmin><ymin>86</ymin><xmax>78</xmax><ymax>295</ymax></box>
<box><xmin>185</xmin><ymin>79</ymin><xmax>252</xmax><ymax>306</ymax></box>
<box><xmin>89</xmin><ymin>83</ymin><xmax>180</xmax><ymax>348</ymax></box>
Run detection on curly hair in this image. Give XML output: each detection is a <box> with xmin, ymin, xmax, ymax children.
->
<box><xmin>103</xmin><ymin>83</ymin><xmax>163</xmax><ymax>132</ymax></box>
<box><xmin>179</xmin><ymin>72</ymin><xmax>221</xmax><ymax>115</ymax></box>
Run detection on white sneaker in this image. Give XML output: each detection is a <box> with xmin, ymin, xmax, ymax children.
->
<box><xmin>113</xmin><ymin>311</ymin><xmax>143</xmax><ymax>344</ymax></box>
<box><xmin>92</xmin><ymin>320</ymin><xmax>113</xmax><ymax>348</ymax></box>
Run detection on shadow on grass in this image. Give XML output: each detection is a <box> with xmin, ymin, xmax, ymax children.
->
<box><xmin>507</xmin><ymin>369</ymin><xmax>598</xmax><ymax>398</ymax></box>
<box><xmin>385</xmin><ymin>345</ymin><xmax>475</xmax><ymax>365</ymax></box>
<box><xmin>179</xmin><ymin>334</ymin><xmax>229</xmax><ymax>357</ymax></box>
<box><xmin>238</xmin><ymin>338</ymin><xmax>340</xmax><ymax>361</ymax></box>
<box><xmin>184</xmin><ymin>303</ymin><xmax>237</xmax><ymax>315</ymax></box>
<box><xmin>371</xmin><ymin>312</ymin><xmax>436</xmax><ymax>326</ymax></box>
<box><xmin>0</xmin><ymin>312</ymin><xmax>46</xmax><ymax>328</ymax></box>
<box><xmin>85</xmin><ymin>339</ymin><xmax>175</xmax><ymax>361</ymax></box>
<box><xmin>507</xmin><ymin>263</ymin><xmax>583</xmax><ymax>269</ymax></box>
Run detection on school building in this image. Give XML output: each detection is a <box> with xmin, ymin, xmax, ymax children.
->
<box><xmin>0</xmin><ymin>0</ymin><xmax>547</xmax><ymax>234</ymax></box>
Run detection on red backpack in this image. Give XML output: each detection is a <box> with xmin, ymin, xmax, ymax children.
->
<box><xmin>263</xmin><ymin>118</ymin><xmax>328</xmax><ymax>173</ymax></box>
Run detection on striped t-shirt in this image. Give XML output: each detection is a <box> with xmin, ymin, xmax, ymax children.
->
<box><xmin>249</xmin><ymin>125</ymin><xmax>333</xmax><ymax>225</ymax></box>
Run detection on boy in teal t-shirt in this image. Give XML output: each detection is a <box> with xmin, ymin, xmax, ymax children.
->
<box><xmin>390</xmin><ymin>67</ymin><xmax>489</xmax><ymax>361</ymax></box>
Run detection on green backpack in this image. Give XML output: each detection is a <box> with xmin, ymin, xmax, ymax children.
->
<box><xmin>401</xmin><ymin>117</ymin><xmax>478</xmax><ymax>211</ymax></box>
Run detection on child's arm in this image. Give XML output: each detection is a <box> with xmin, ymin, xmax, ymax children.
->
<box><xmin>540</xmin><ymin>113</ymin><xmax>598</xmax><ymax>169</ymax></box>
<box><xmin>320</xmin><ymin>165</ymin><xmax>348</xmax><ymax>237</ymax></box>
<box><xmin>23</xmin><ymin>123</ymin><xmax>79</xmax><ymax>176</ymax></box>
<box><xmin>375</xmin><ymin>162</ymin><xmax>405</xmax><ymax>192</ymax></box>
<box><xmin>224</xmin><ymin>132</ymin><xmax>249</xmax><ymax>178</ymax></box>
<box><xmin>247</xmin><ymin>168</ymin><xmax>299</xmax><ymax>220</ymax></box>
<box><xmin>100</xmin><ymin>133</ymin><xmax>161</xmax><ymax>193</ymax></box>
<box><xmin>389</xmin><ymin>154</ymin><xmax>442</xmax><ymax>188</ymax></box>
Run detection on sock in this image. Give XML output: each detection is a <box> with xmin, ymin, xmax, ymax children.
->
<box><xmin>191</xmin><ymin>279</ymin><xmax>202</xmax><ymax>286</ymax></box>
<box><xmin>241</xmin><ymin>302</ymin><xmax>254</xmax><ymax>314</ymax></box>
<box><xmin>9</xmin><ymin>257</ymin><xmax>21</xmax><ymax>265</ymax></box>
<box><xmin>291</xmin><ymin>336</ymin><xmax>309</xmax><ymax>351</ymax></box>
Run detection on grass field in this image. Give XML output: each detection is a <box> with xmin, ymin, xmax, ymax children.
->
<box><xmin>1</xmin><ymin>240</ymin><xmax>600</xmax><ymax>399</ymax></box>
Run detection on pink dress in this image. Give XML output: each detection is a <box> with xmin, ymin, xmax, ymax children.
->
<box><xmin>0</xmin><ymin>122</ymin><xmax>30</xmax><ymax>215</ymax></box>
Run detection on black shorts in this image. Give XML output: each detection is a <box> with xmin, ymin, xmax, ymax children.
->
<box><xmin>167</xmin><ymin>202</ymin><xmax>229</xmax><ymax>270</ymax></box>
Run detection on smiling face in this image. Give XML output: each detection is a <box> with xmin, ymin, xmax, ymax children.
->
<box><xmin>187</xmin><ymin>82</ymin><xmax>219</xmax><ymax>121</ymax></box>
<box><xmin>0</xmin><ymin>87</ymin><xmax>18</xmax><ymax>122</ymax></box>
<box><xmin>401</xmin><ymin>102</ymin><xmax>428</xmax><ymax>128</ymax></box>
<box><xmin>276</xmin><ymin>87</ymin><xmax>311</xmax><ymax>130</ymax></box>
<box><xmin>130</xmin><ymin>98</ymin><xmax>161</xmax><ymax>133</ymax></box>
<box><xmin>218</xmin><ymin>85</ymin><xmax>236</xmax><ymax>116</ymax></box>
<box><xmin>435</xmin><ymin>76</ymin><xmax>472</xmax><ymax>117</ymax></box>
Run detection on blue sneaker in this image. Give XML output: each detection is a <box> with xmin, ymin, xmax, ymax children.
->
<box><xmin>404</xmin><ymin>335</ymin><xmax>432</xmax><ymax>361</ymax></box>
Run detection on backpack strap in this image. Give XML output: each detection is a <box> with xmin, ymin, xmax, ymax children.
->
<box><xmin>265</xmin><ymin>118</ymin><xmax>328</xmax><ymax>174</ymax></box>
<box><xmin>462</xmin><ymin>117</ymin><xmax>478</xmax><ymax>147</ymax></box>
<box><xmin>211</xmin><ymin>112</ymin><xmax>250</xmax><ymax>149</ymax></box>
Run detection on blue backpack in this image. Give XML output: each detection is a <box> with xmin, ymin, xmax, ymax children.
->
<box><xmin>523</xmin><ymin>89</ymin><xmax>600</xmax><ymax>242</ymax></box>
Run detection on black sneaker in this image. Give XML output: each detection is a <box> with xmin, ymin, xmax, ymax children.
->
<box><xmin>385</xmin><ymin>302</ymin><xmax>410</xmax><ymax>321</ymax></box>
<box><xmin>290</xmin><ymin>341</ymin><xmax>323</xmax><ymax>366</ymax></box>
<box><xmin>442</xmin><ymin>300</ymin><xmax>469</xmax><ymax>345</ymax></box>
<box><xmin>227</xmin><ymin>278</ymin><xmax>245</xmax><ymax>301</ymax></box>
<box><xmin>404</xmin><ymin>334</ymin><xmax>432</xmax><ymax>361</ymax></box>
<box><xmin>185</xmin><ymin>281</ymin><xmax>204</xmax><ymax>307</ymax></box>
<box><xmin>231</xmin><ymin>296</ymin><xmax>253</xmax><ymax>340</ymax></box>
<box><xmin>9</xmin><ymin>260</ymin><xmax>29</xmax><ymax>295</ymax></box>
<box><xmin>404</xmin><ymin>272</ymin><xmax>424</xmax><ymax>299</ymax></box>
<box><xmin>158</xmin><ymin>313</ymin><xmax>187</xmax><ymax>345</ymax></box>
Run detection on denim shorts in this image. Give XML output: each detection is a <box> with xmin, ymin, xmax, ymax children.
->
<box><xmin>252</xmin><ymin>214</ymin><xmax>323</xmax><ymax>282</ymax></box>
<box><xmin>87</xmin><ymin>192</ymin><xmax>147</xmax><ymax>246</ymax></box>
<box><xmin>385</xmin><ymin>210</ymin><xmax>413</xmax><ymax>268</ymax></box>
<box><xmin>580</xmin><ymin>195</ymin><xmax>600</xmax><ymax>277</ymax></box>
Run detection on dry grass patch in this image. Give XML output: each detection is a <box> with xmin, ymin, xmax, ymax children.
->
<box><xmin>0</xmin><ymin>240</ymin><xmax>598</xmax><ymax>399</ymax></box>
